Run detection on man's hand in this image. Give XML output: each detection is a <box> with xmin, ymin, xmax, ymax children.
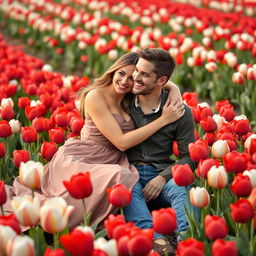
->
<box><xmin>143</xmin><ymin>175</ymin><xmax>166</xmax><ymax>202</ymax></box>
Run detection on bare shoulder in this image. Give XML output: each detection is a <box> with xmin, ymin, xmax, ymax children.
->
<box><xmin>85</xmin><ymin>89</ymin><xmax>108</xmax><ymax>113</ymax></box>
<box><xmin>85</xmin><ymin>89</ymin><xmax>105</xmax><ymax>102</ymax></box>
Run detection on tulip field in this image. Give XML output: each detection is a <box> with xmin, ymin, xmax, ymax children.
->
<box><xmin>0</xmin><ymin>0</ymin><xmax>256</xmax><ymax>255</ymax></box>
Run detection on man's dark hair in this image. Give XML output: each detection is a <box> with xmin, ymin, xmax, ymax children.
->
<box><xmin>138</xmin><ymin>48</ymin><xmax>176</xmax><ymax>80</ymax></box>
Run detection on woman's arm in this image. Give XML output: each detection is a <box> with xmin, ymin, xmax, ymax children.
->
<box><xmin>163</xmin><ymin>81</ymin><xmax>182</xmax><ymax>103</ymax></box>
<box><xmin>85</xmin><ymin>90</ymin><xmax>184</xmax><ymax>152</ymax></box>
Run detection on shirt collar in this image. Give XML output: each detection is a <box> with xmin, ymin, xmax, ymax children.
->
<box><xmin>134</xmin><ymin>93</ymin><xmax>163</xmax><ymax>114</ymax></box>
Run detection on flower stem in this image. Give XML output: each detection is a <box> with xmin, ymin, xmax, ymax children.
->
<box><xmin>32</xmin><ymin>189</ymin><xmax>35</xmax><ymax>198</ymax></box>
<box><xmin>216</xmin><ymin>189</ymin><xmax>220</xmax><ymax>215</ymax></box>
<box><xmin>54</xmin><ymin>232</ymin><xmax>59</xmax><ymax>249</ymax></box>
<box><xmin>120</xmin><ymin>208</ymin><xmax>124</xmax><ymax>216</ymax></box>
<box><xmin>185</xmin><ymin>186</ymin><xmax>195</xmax><ymax>238</ymax></box>
<box><xmin>249</xmin><ymin>219</ymin><xmax>254</xmax><ymax>253</ymax></box>
<box><xmin>82</xmin><ymin>198</ymin><xmax>88</xmax><ymax>226</ymax></box>
<box><xmin>0</xmin><ymin>205</ymin><xmax>4</xmax><ymax>216</ymax></box>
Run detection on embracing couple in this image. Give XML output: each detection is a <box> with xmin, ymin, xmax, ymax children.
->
<box><xmin>8</xmin><ymin>48</ymin><xmax>197</xmax><ymax>255</ymax></box>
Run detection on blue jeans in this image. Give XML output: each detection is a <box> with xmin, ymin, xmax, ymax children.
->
<box><xmin>124</xmin><ymin>165</ymin><xmax>198</xmax><ymax>239</ymax></box>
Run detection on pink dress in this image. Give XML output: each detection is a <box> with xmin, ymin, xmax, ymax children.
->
<box><xmin>6</xmin><ymin>114</ymin><xmax>139</xmax><ymax>229</ymax></box>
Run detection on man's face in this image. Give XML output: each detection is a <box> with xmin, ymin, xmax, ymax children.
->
<box><xmin>132</xmin><ymin>58</ymin><xmax>159</xmax><ymax>95</ymax></box>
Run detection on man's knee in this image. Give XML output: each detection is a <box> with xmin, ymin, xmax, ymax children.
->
<box><xmin>164</xmin><ymin>179</ymin><xmax>185</xmax><ymax>192</ymax></box>
<box><xmin>133</xmin><ymin>181</ymin><xmax>143</xmax><ymax>192</ymax></box>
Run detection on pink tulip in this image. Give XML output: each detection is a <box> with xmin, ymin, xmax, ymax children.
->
<box><xmin>40</xmin><ymin>197</ymin><xmax>74</xmax><ymax>233</ymax></box>
<box><xmin>232</xmin><ymin>72</ymin><xmax>244</xmax><ymax>84</ymax></box>
<box><xmin>190</xmin><ymin>187</ymin><xmax>210</xmax><ymax>208</ymax></box>
<box><xmin>7</xmin><ymin>236</ymin><xmax>35</xmax><ymax>256</ymax></box>
<box><xmin>0</xmin><ymin>225</ymin><xmax>17</xmax><ymax>255</ymax></box>
<box><xmin>207</xmin><ymin>165</ymin><xmax>228</xmax><ymax>188</ymax></box>
<box><xmin>11</xmin><ymin>195</ymin><xmax>40</xmax><ymax>227</ymax></box>
<box><xmin>211</xmin><ymin>140</ymin><xmax>230</xmax><ymax>159</ymax></box>
<box><xmin>247</xmin><ymin>67</ymin><xmax>256</xmax><ymax>80</ymax></box>
<box><xmin>19</xmin><ymin>161</ymin><xmax>44</xmax><ymax>189</ymax></box>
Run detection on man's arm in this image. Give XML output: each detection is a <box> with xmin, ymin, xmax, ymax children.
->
<box><xmin>159</xmin><ymin>105</ymin><xmax>197</xmax><ymax>181</ymax></box>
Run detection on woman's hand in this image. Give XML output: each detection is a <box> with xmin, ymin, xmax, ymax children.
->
<box><xmin>161</xmin><ymin>98</ymin><xmax>185</xmax><ymax>125</ymax></box>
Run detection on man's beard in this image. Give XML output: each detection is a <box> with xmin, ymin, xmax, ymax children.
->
<box><xmin>132</xmin><ymin>79</ymin><xmax>157</xmax><ymax>95</ymax></box>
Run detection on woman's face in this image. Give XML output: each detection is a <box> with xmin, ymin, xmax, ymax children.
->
<box><xmin>112</xmin><ymin>65</ymin><xmax>135</xmax><ymax>94</ymax></box>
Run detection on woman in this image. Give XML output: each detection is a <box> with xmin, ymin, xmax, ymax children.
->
<box><xmin>8</xmin><ymin>52</ymin><xmax>184</xmax><ymax>229</ymax></box>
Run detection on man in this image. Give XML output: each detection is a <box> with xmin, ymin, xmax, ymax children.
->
<box><xmin>124</xmin><ymin>48</ymin><xmax>197</xmax><ymax>255</ymax></box>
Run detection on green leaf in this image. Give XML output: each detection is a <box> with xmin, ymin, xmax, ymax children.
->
<box><xmin>95</xmin><ymin>229</ymin><xmax>107</xmax><ymax>239</ymax></box>
<box><xmin>227</xmin><ymin>233</ymin><xmax>251</xmax><ymax>256</ymax></box>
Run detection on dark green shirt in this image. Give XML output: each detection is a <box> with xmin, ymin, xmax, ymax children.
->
<box><xmin>126</xmin><ymin>90</ymin><xmax>197</xmax><ymax>181</ymax></box>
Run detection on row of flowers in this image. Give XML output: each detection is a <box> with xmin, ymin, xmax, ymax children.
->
<box><xmin>174</xmin><ymin>0</ymin><xmax>256</xmax><ymax>16</ymax></box>
<box><xmin>0</xmin><ymin>0</ymin><xmax>256</xmax><ymax>120</ymax></box>
<box><xmin>0</xmin><ymin>30</ymin><xmax>256</xmax><ymax>255</ymax></box>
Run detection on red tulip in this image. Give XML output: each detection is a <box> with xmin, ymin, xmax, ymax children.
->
<box><xmin>172</xmin><ymin>164</ymin><xmax>194</xmax><ymax>186</ymax></box>
<box><xmin>49</xmin><ymin>127</ymin><xmax>65</xmax><ymax>144</ymax></box>
<box><xmin>176</xmin><ymin>238</ymin><xmax>204</xmax><ymax>256</ymax></box>
<box><xmin>230</xmin><ymin>199</ymin><xmax>254</xmax><ymax>223</ymax></box>
<box><xmin>0</xmin><ymin>120</ymin><xmax>11</xmax><ymax>138</ymax></box>
<box><xmin>54</xmin><ymin>113</ymin><xmax>68</xmax><ymax>128</ymax></box>
<box><xmin>0</xmin><ymin>180</ymin><xmax>7</xmax><ymax>206</ymax></box>
<box><xmin>107</xmin><ymin>184</ymin><xmax>132</xmax><ymax>208</ymax></box>
<box><xmin>25</xmin><ymin>105</ymin><xmax>47</xmax><ymax>120</ymax></box>
<box><xmin>0</xmin><ymin>105</ymin><xmax>14</xmax><ymax>121</ymax></box>
<box><xmin>188</xmin><ymin>139</ymin><xmax>210</xmax><ymax>162</ymax></box>
<box><xmin>152</xmin><ymin>208</ymin><xmax>176</xmax><ymax>235</ymax></box>
<box><xmin>92</xmin><ymin>249</ymin><xmax>108</xmax><ymax>256</ymax></box>
<box><xmin>63</xmin><ymin>172</ymin><xmax>93</xmax><ymax>199</ymax></box>
<box><xmin>32</xmin><ymin>117</ymin><xmax>49</xmax><ymax>132</ymax></box>
<box><xmin>21</xmin><ymin>127</ymin><xmax>37</xmax><ymax>143</ymax></box>
<box><xmin>13</xmin><ymin>150</ymin><xmax>30</xmax><ymax>167</ymax></box>
<box><xmin>200</xmin><ymin>116</ymin><xmax>217</xmax><ymax>133</ymax></box>
<box><xmin>44</xmin><ymin>248</ymin><xmax>65</xmax><ymax>256</ymax></box>
<box><xmin>223</xmin><ymin>151</ymin><xmax>249</xmax><ymax>174</ymax></box>
<box><xmin>117</xmin><ymin>235</ymin><xmax>130</xmax><ymax>256</ymax></box>
<box><xmin>39</xmin><ymin>93</ymin><xmax>52</xmax><ymax>108</ymax></box>
<box><xmin>216</xmin><ymin>100</ymin><xmax>231</xmax><ymax>112</ymax></box>
<box><xmin>18</xmin><ymin>97</ymin><xmax>31</xmax><ymax>109</ymax></box>
<box><xmin>104</xmin><ymin>214</ymin><xmax>126</xmax><ymax>239</ymax></box>
<box><xmin>70</xmin><ymin>118</ymin><xmax>84</xmax><ymax>135</ymax></box>
<box><xmin>212</xmin><ymin>239</ymin><xmax>237</xmax><ymax>256</ymax></box>
<box><xmin>116</xmin><ymin>226</ymin><xmax>154</xmax><ymax>256</ymax></box>
<box><xmin>203</xmin><ymin>132</ymin><xmax>216</xmax><ymax>146</ymax></box>
<box><xmin>232</xmin><ymin>118</ymin><xmax>251</xmax><ymax>136</ymax></box>
<box><xmin>204</xmin><ymin>215</ymin><xmax>228</xmax><ymax>240</ymax></box>
<box><xmin>41</xmin><ymin>141</ymin><xmax>57</xmax><ymax>161</ymax></box>
<box><xmin>198</xmin><ymin>105</ymin><xmax>213</xmax><ymax>120</ymax></box>
<box><xmin>4</xmin><ymin>83</ymin><xmax>17</xmax><ymax>97</ymax></box>
<box><xmin>172</xmin><ymin>140</ymin><xmax>180</xmax><ymax>157</ymax></box>
<box><xmin>230</xmin><ymin>174</ymin><xmax>252</xmax><ymax>197</ymax></box>
<box><xmin>182</xmin><ymin>92</ymin><xmax>198</xmax><ymax>108</ymax></box>
<box><xmin>127</xmin><ymin>234</ymin><xmax>152</xmax><ymax>256</ymax></box>
<box><xmin>0</xmin><ymin>213</ymin><xmax>21</xmax><ymax>234</ymax></box>
<box><xmin>219</xmin><ymin>105</ymin><xmax>235</xmax><ymax>122</ymax></box>
<box><xmin>196</xmin><ymin>158</ymin><xmax>220</xmax><ymax>179</ymax></box>
<box><xmin>60</xmin><ymin>229</ymin><xmax>94</xmax><ymax>256</ymax></box>
<box><xmin>0</xmin><ymin>143</ymin><xmax>5</xmax><ymax>158</ymax></box>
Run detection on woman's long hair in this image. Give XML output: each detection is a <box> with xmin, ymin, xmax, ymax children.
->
<box><xmin>79</xmin><ymin>51</ymin><xmax>138</xmax><ymax>119</ymax></box>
